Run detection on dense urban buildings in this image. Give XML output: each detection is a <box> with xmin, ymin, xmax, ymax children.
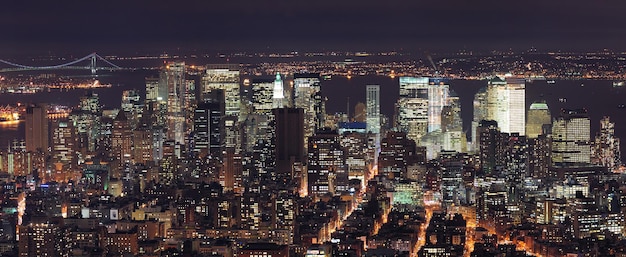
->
<box><xmin>0</xmin><ymin>57</ymin><xmax>625</xmax><ymax>257</ymax></box>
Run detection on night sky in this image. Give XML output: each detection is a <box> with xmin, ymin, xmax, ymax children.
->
<box><xmin>1</xmin><ymin>0</ymin><xmax>626</xmax><ymax>54</ymax></box>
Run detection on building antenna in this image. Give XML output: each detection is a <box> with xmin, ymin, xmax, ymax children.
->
<box><xmin>347</xmin><ymin>96</ymin><xmax>350</xmax><ymax>121</ymax></box>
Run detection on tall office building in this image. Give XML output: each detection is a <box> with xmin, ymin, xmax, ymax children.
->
<box><xmin>366</xmin><ymin>85</ymin><xmax>381</xmax><ymax>134</ymax></box>
<box><xmin>294</xmin><ymin>73</ymin><xmax>322</xmax><ymax>148</ymax></box>
<box><xmin>51</xmin><ymin>119</ymin><xmax>76</xmax><ymax>173</ymax></box>
<box><xmin>251</xmin><ymin>77</ymin><xmax>275</xmax><ymax>114</ymax></box>
<box><xmin>193</xmin><ymin>90</ymin><xmax>225</xmax><ymax>158</ymax></box>
<box><xmin>471</xmin><ymin>87</ymin><xmax>488</xmax><ymax>151</ymax></box>
<box><xmin>354</xmin><ymin>102</ymin><xmax>366</xmax><ymax>122</ymax></box>
<box><xmin>25</xmin><ymin>103</ymin><xmax>48</xmax><ymax>153</ymax></box>
<box><xmin>551</xmin><ymin>109</ymin><xmax>591</xmax><ymax>166</ymax></box>
<box><xmin>477</xmin><ymin>120</ymin><xmax>501</xmax><ymax>175</ymax></box>
<box><xmin>486</xmin><ymin>77</ymin><xmax>525</xmax><ymax>136</ymax></box>
<box><xmin>592</xmin><ymin>116</ymin><xmax>621</xmax><ymax>170</ymax></box>
<box><xmin>274</xmin><ymin>108</ymin><xmax>305</xmax><ymax>180</ymax></box>
<box><xmin>111</xmin><ymin>111</ymin><xmax>133</xmax><ymax>178</ymax></box>
<box><xmin>162</xmin><ymin>62</ymin><xmax>186</xmax><ymax>144</ymax></box>
<box><xmin>132</xmin><ymin>123</ymin><xmax>154</xmax><ymax>165</ymax></box>
<box><xmin>526</xmin><ymin>100</ymin><xmax>551</xmax><ymax>138</ymax></box>
<box><xmin>396</xmin><ymin>77</ymin><xmax>449</xmax><ymax>144</ymax></box>
<box><xmin>145</xmin><ymin>77</ymin><xmax>164</xmax><ymax>103</ymax></box>
<box><xmin>307</xmin><ymin>129</ymin><xmax>347</xmax><ymax>196</ymax></box>
<box><xmin>121</xmin><ymin>89</ymin><xmax>143</xmax><ymax>128</ymax></box>
<box><xmin>272</xmin><ymin>72</ymin><xmax>285</xmax><ymax>109</ymax></box>
<box><xmin>201</xmin><ymin>66</ymin><xmax>241</xmax><ymax>117</ymax></box>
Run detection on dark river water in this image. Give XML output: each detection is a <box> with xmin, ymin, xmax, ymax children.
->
<box><xmin>1</xmin><ymin>70</ymin><xmax>625</xmax><ymax>153</ymax></box>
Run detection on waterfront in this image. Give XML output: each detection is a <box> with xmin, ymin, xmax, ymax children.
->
<box><xmin>0</xmin><ymin>72</ymin><xmax>624</xmax><ymax>152</ymax></box>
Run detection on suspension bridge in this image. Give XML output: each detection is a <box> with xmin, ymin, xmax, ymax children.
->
<box><xmin>0</xmin><ymin>53</ymin><xmax>125</xmax><ymax>74</ymax></box>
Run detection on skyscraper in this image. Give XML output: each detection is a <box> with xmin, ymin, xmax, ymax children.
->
<box><xmin>307</xmin><ymin>129</ymin><xmax>347</xmax><ymax>197</ymax></box>
<box><xmin>25</xmin><ymin>103</ymin><xmax>48</xmax><ymax>153</ymax></box>
<box><xmin>163</xmin><ymin>62</ymin><xmax>186</xmax><ymax>144</ymax></box>
<box><xmin>272</xmin><ymin>72</ymin><xmax>285</xmax><ymax>109</ymax></box>
<box><xmin>111</xmin><ymin>111</ymin><xmax>133</xmax><ymax>178</ymax></box>
<box><xmin>396</xmin><ymin>77</ymin><xmax>449</xmax><ymax>144</ymax></box>
<box><xmin>471</xmin><ymin>87</ymin><xmax>488</xmax><ymax>151</ymax></box>
<box><xmin>592</xmin><ymin>116</ymin><xmax>621</xmax><ymax>170</ymax></box>
<box><xmin>193</xmin><ymin>90</ymin><xmax>225</xmax><ymax>158</ymax></box>
<box><xmin>551</xmin><ymin>109</ymin><xmax>591</xmax><ymax>166</ymax></box>
<box><xmin>354</xmin><ymin>102</ymin><xmax>366</xmax><ymax>122</ymax></box>
<box><xmin>526</xmin><ymin>100</ymin><xmax>551</xmax><ymax>138</ymax></box>
<box><xmin>201</xmin><ymin>66</ymin><xmax>241</xmax><ymax>117</ymax></box>
<box><xmin>487</xmin><ymin>77</ymin><xmax>525</xmax><ymax>136</ymax></box>
<box><xmin>274</xmin><ymin>108</ymin><xmax>305</xmax><ymax>180</ymax></box>
<box><xmin>366</xmin><ymin>85</ymin><xmax>380</xmax><ymax>134</ymax></box>
<box><xmin>294</xmin><ymin>73</ymin><xmax>322</xmax><ymax>148</ymax></box>
<box><xmin>477</xmin><ymin>120</ymin><xmax>501</xmax><ymax>175</ymax></box>
<box><xmin>51</xmin><ymin>119</ymin><xmax>75</xmax><ymax>174</ymax></box>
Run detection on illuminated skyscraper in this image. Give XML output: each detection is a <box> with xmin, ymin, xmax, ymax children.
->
<box><xmin>251</xmin><ymin>77</ymin><xmax>275</xmax><ymax>114</ymax></box>
<box><xmin>487</xmin><ymin>77</ymin><xmax>525</xmax><ymax>136</ymax></box>
<box><xmin>145</xmin><ymin>77</ymin><xmax>164</xmax><ymax>103</ymax></box>
<box><xmin>366</xmin><ymin>85</ymin><xmax>380</xmax><ymax>134</ymax></box>
<box><xmin>307</xmin><ymin>129</ymin><xmax>347</xmax><ymax>196</ymax></box>
<box><xmin>551</xmin><ymin>109</ymin><xmax>591</xmax><ymax>166</ymax></box>
<box><xmin>526</xmin><ymin>100</ymin><xmax>551</xmax><ymax>138</ymax></box>
<box><xmin>25</xmin><ymin>103</ymin><xmax>48</xmax><ymax>153</ymax></box>
<box><xmin>111</xmin><ymin>111</ymin><xmax>133</xmax><ymax>178</ymax></box>
<box><xmin>162</xmin><ymin>62</ymin><xmax>186</xmax><ymax>144</ymax></box>
<box><xmin>592</xmin><ymin>116</ymin><xmax>621</xmax><ymax>170</ymax></box>
<box><xmin>51</xmin><ymin>119</ymin><xmax>75</xmax><ymax>173</ymax></box>
<box><xmin>201</xmin><ymin>66</ymin><xmax>241</xmax><ymax>117</ymax></box>
<box><xmin>294</xmin><ymin>73</ymin><xmax>322</xmax><ymax>148</ymax></box>
<box><xmin>193</xmin><ymin>90</ymin><xmax>225</xmax><ymax>158</ymax></box>
<box><xmin>471</xmin><ymin>87</ymin><xmax>488</xmax><ymax>151</ymax></box>
<box><xmin>396</xmin><ymin>77</ymin><xmax>449</xmax><ymax>144</ymax></box>
<box><xmin>272</xmin><ymin>72</ymin><xmax>285</xmax><ymax>109</ymax></box>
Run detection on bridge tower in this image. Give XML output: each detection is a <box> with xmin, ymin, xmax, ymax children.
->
<box><xmin>90</xmin><ymin>53</ymin><xmax>97</xmax><ymax>74</ymax></box>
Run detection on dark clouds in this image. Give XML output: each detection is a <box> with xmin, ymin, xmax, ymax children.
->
<box><xmin>1</xmin><ymin>0</ymin><xmax>626</xmax><ymax>54</ymax></box>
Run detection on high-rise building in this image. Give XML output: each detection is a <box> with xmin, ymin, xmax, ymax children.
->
<box><xmin>486</xmin><ymin>77</ymin><xmax>525</xmax><ymax>136</ymax></box>
<box><xmin>25</xmin><ymin>103</ymin><xmax>48</xmax><ymax>153</ymax></box>
<box><xmin>145</xmin><ymin>77</ymin><xmax>164</xmax><ymax>103</ymax></box>
<box><xmin>274</xmin><ymin>108</ymin><xmax>305</xmax><ymax>180</ymax></box>
<box><xmin>79</xmin><ymin>91</ymin><xmax>101</xmax><ymax>114</ymax></box>
<box><xmin>111</xmin><ymin>111</ymin><xmax>133</xmax><ymax>178</ymax></box>
<box><xmin>396</xmin><ymin>77</ymin><xmax>449</xmax><ymax>144</ymax></box>
<box><xmin>477</xmin><ymin>120</ymin><xmax>501</xmax><ymax>175</ymax></box>
<box><xmin>294</xmin><ymin>73</ymin><xmax>322</xmax><ymax>148</ymax></box>
<box><xmin>471</xmin><ymin>87</ymin><xmax>488</xmax><ymax>151</ymax></box>
<box><xmin>121</xmin><ymin>89</ymin><xmax>143</xmax><ymax>128</ymax></box>
<box><xmin>51</xmin><ymin>119</ymin><xmax>75</xmax><ymax>173</ymax></box>
<box><xmin>272</xmin><ymin>72</ymin><xmax>285</xmax><ymax>109</ymax></box>
<box><xmin>201</xmin><ymin>66</ymin><xmax>241</xmax><ymax>117</ymax></box>
<box><xmin>592</xmin><ymin>116</ymin><xmax>621</xmax><ymax>170</ymax></box>
<box><xmin>378</xmin><ymin>131</ymin><xmax>423</xmax><ymax>179</ymax></box>
<box><xmin>132</xmin><ymin>123</ymin><xmax>154</xmax><ymax>165</ymax></box>
<box><xmin>251</xmin><ymin>77</ymin><xmax>275</xmax><ymax>114</ymax></box>
<box><xmin>307</xmin><ymin>129</ymin><xmax>347</xmax><ymax>196</ymax></box>
<box><xmin>366</xmin><ymin>85</ymin><xmax>381</xmax><ymax>134</ymax></box>
<box><xmin>193</xmin><ymin>90</ymin><xmax>225</xmax><ymax>158</ymax></box>
<box><xmin>354</xmin><ymin>102</ymin><xmax>366</xmax><ymax>122</ymax></box>
<box><xmin>526</xmin><ymin>100</ymin><xmax>551</xmax><ymax>138</ymax></box>
<box><xmin>162</xmin><ymin>62</ymin><xmax>186</xmax><ymax>144</ymax></box>
<box><xmin>551</xmin><ymin>109</ymin><xmax>591</xmax><ymax>166</ymax></box>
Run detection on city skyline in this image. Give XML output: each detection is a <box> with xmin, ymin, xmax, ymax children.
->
<box><xmin>2</xmin><ymin>1</ymin><xmax>626</xmax><ymax>256</ymax></box>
